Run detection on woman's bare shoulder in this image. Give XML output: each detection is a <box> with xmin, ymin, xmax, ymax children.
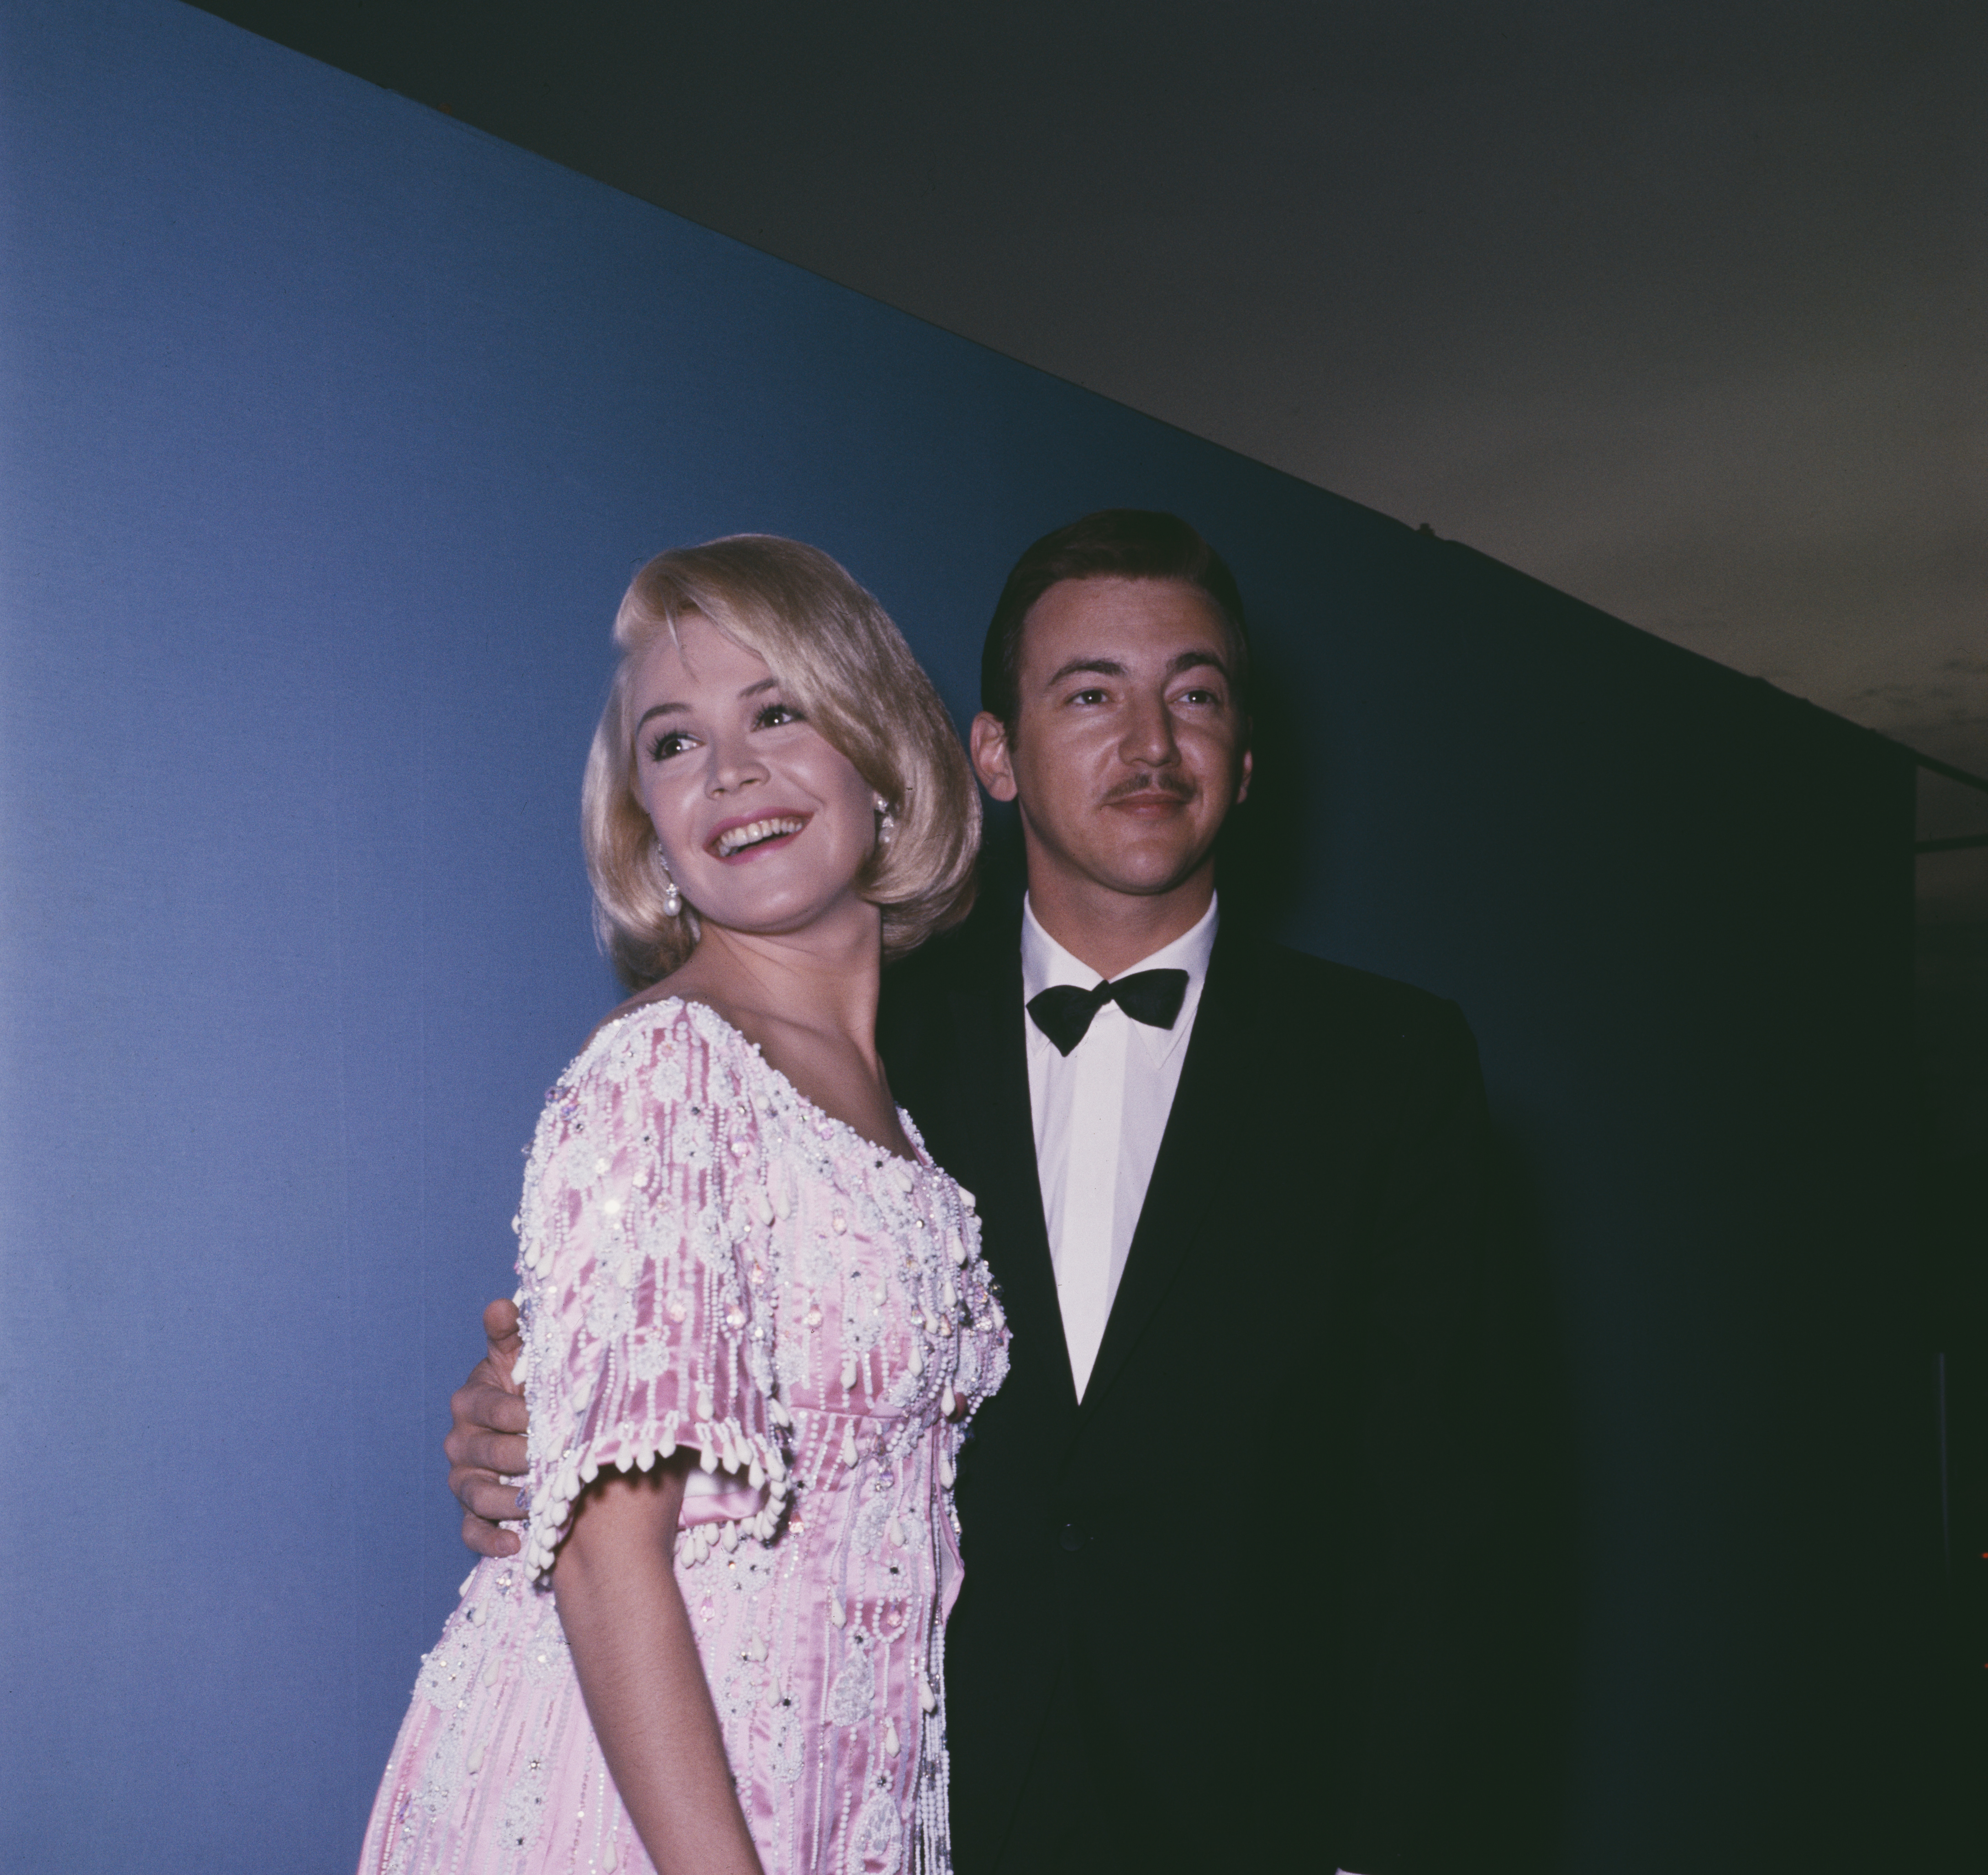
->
<box><xmin>570</xmin><ymin>980</ymin><xmax>754</xmax><ymax>1091</ymax></box>
<box><xmin>589</xmin><ymin>959</ymin><xmax>763</xmax><ymax>1053</ymax></box>
<box><xmin>583</xmin><ymin>978</ymin><xmax>686</xmax><ymax>1053</ymax></box>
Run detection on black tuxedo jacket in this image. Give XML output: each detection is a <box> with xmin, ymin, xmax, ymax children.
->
<box><xmin>878</xmin><ymin>907</ymin><xmax>1493</xmax><ymax>1875</ymax></box>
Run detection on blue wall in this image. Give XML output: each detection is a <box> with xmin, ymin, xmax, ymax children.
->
<box><xmin>0</xmin><ymin>3</ymin><xmax>1946</xmax><ymax>1869</ymax></box>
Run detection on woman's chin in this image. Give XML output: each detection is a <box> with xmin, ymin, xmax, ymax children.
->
<box><xmin>694</xmin><ymin>886</ymin><xmax>879</xmax><ymax>948</ymax></box>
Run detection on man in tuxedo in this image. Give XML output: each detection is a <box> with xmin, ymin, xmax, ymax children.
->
<box><xmin>447</xmin><ymin>511</ymin><xmax>1491</xmax><ymax>1873</ymax></box>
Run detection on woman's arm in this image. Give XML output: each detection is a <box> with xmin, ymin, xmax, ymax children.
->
<box><xmin>553</xmin><ymin>1456</ymin><xmax>765</xmax><ymax>1875</ymax></box>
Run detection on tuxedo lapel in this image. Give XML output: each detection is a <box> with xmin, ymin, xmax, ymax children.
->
<box><xmin>1075</xmin><ymin>928</ymin><xmax>1261</xmax><ymax>1423</ymax></box>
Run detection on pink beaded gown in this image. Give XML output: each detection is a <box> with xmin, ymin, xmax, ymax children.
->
<box><xmin>359</xmin><ymin>998</ymin><xmax>1009</xmax><ymax>1875</ymax></box>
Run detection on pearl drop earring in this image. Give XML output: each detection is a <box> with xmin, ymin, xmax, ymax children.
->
<box><xmin>656</xmin><ymin>852</ymin><xmax>683</xmax><ymax>918</ymax></box>
<box><xmin>875</xmin><ymin>797</ymin><xmax>897</xmax><ymax>849</ymax></box>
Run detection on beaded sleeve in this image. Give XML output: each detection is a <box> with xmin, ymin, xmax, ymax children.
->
<box><xmin>511</xmin><ymin>1002</ymin><xmax>785</xmax><ymax>1582</ymax></box>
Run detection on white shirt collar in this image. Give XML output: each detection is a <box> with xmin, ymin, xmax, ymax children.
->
<box><xmin>1021</xmin><ymin>892</ymin><xmax>1220</xmax><ymax>1065</ymax></box>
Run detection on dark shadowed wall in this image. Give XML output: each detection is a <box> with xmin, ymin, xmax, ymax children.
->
<box><xmin>0</xmin><ymin>2</ymin><xmax>1949</xmax><ymax>1869</ymax></box>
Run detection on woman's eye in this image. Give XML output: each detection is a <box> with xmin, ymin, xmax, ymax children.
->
<box><xmin>646</xmin><ymin>730</ymin><xmax>694</xmax><ymax>760</ymax></box>
<box><xmin>753</xmin><ymin>700</ymin><xmax>802</xmax><ymax>729</ymax></box>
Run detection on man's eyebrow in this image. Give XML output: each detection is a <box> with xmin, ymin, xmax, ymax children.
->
<box><xmin>1167</xmin><ymin>648</ymin><xmax>1231</xmax><ymax>678</ymax></box>
<box><xmin>1042</xmin><ymin>656</ymin><xmax>1127</xmax><ymax>687</ymax></box>
<box><xmin>1041</xmin><ymin>650</ymin><xmax>1231</xmax><ymax>689</ymax></box>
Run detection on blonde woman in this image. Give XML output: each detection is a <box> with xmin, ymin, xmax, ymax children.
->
<box><xmin>361</xmin><ymin>537</ymin><xmax>1008</xmax><ymax>1875</ymax></box>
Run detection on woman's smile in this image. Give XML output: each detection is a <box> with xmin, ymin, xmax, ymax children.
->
<box><xmin>708</xmin><ymin>812</ymin><xmax>810</xmax><ymax>860</ymax></box>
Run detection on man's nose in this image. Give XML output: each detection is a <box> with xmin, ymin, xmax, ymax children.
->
<box><xmin>1120</xmin><ymin>692</ymin><xmax>1179</xmax><ymax>766</ymax></box>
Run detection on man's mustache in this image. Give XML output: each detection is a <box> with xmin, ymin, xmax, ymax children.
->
<box><xmin>1102</xmin><ymin>772</ymin><xmax>1195</xmax><ymax>804</ymax></box>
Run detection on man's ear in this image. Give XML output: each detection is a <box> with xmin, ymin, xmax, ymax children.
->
<box><xmin>1235</xmin><ymin>741</ymin><xmax>1253</xmax><ymax>806</ymax></box>
<box><xmin>969</xmin><ymin>711</ymin><xmax>1020</xmax><ymax>802</ymax></box>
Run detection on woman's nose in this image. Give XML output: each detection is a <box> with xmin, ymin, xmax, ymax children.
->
<box><xmin>705</xmin><ymin>734</ymin><xmax>768</xmax><ymax>795</ymax></box>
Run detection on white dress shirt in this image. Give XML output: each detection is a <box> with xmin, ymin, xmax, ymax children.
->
<box><xmin>1021</xmin><ymin>892</ymin><xmax>1218</xmax><ymax>1399</ymax></box>
<box><xmin>1022</xmin><ymin>897</ymin><xmax>1364</xmax><ymax>1875</ymax></box>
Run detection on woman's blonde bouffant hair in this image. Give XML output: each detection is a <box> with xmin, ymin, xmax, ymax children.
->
<box><xmin>582</xmin><ymin>535</ymin><xmax>980</xmax><ymax>989</ymax></box>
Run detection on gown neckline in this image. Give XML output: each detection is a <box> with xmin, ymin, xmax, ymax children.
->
<box><xmin>590</xmin><ymin>993</ymin><xmax>937</xmax><ymax>1177</ymax></box>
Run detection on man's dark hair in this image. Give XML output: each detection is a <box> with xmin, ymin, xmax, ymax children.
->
<box><xmin>979</xmin><ymin>510</ymin><xmax>1251</xmax><ymax>732</ymax></box>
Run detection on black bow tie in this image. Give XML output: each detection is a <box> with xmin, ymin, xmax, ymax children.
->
<box><xmin>1026</xmin><ymin>969</ymin><xmax>1190</xmax><ymax>1057</ymax></box>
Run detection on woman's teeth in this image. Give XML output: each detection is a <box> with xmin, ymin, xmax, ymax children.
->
<box><xmin>714</xmin><ymin>816</ymin><xmax>805</xmax><ymax>857</ymax></box>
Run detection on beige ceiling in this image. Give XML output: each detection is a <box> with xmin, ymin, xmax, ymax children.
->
<box><xmin>199</xmin><ymin>2</ymin><xmax>1988</xmax><ymax>909</ymax></box>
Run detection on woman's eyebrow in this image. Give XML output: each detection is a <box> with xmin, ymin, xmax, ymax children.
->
<box><xmin>636</xmin><ymin>676</ymin><xmax>778</xmax><ymax>732</ymax></box>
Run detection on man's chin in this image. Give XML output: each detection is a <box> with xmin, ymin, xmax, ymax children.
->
<box><xmin>1019</xmin><ymin>816</ymin><xmax>1221</xmax><ymax>902</ymax></box>
<box><xmin>1076</xmin><ymin>851</ymin><xmax>1217</xmax><ymax>900</ymax></box>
